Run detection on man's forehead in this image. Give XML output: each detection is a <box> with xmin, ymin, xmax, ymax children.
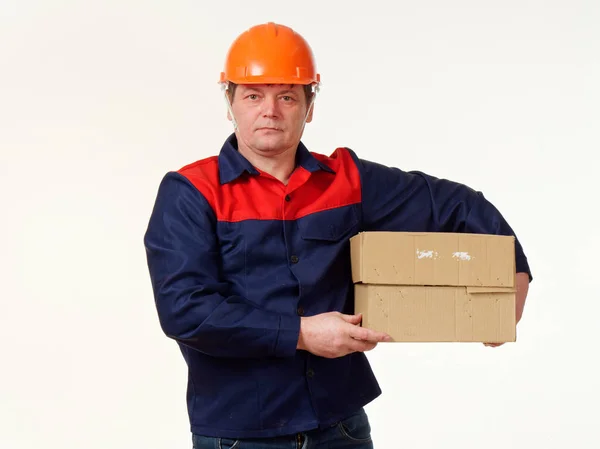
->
<box><xmin>239</xmin><ymin>84</ymin><xmax>302</xmax><ymax>91</ymax></box>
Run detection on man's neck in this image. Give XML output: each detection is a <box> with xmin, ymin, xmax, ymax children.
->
<box><xmin>238</xmin><ymin>144</ymin><xmax>297</xmax><ymax>185</ymax></box>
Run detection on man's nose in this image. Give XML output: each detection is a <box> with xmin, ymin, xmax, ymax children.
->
<box><xmin>261</xmin><ymin>95</ymin><xmax>279</xmax><ymax>117</ymax></box>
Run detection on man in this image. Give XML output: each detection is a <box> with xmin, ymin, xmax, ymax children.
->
<box><xmin>144</xmin><ymin>22</ymin><xmax>532</xmax><ymax>449</ymax></box>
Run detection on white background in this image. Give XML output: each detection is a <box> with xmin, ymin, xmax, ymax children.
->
<box><xmin>1</xmin><ymin>1</ymin><xmax>598</xmax><ymax>448</ymax></box>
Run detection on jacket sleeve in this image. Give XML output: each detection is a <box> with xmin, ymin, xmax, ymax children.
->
<box><xmin>348</xmin><ymin>150</ymin><xmax>533</xmax><ymax>281</ymax></box>
<box><xmin>143</xmin><ymin>172</ymin><xmax>301</xmax><ymax>358</ymax></box>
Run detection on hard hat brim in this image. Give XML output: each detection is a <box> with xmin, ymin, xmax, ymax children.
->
<box><xmin>219</xmin><ymin>72</ymin><xmax>320</xmax><ymax>85</ymax></box>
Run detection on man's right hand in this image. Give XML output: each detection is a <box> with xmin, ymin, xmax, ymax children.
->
<box><xmin>296</xmin><ymin>311</ymin><xmax>392</xmax><ymax>358</ymax></box>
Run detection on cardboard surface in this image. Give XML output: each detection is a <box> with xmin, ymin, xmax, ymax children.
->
<box><xmin>355</xmin><ymin>284</ymin><xmax>516</xmax><ymax>342</ymax></box>
<box><xmin>350</xmin><ymin>231</ymin><xmax>515</xmax><ymax>287</ymax></box>
<box><xmin>350</xmin><ymin>232</ymin><xmax>517</xmax><ymax>342</ymax></box>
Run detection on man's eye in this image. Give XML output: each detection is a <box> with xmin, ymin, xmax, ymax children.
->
<box><xmin>248</xmin><ymin>94</ymin><xmax>258</xmax><ymax>100</ymax></box>
<box><xmin>282</xmin><ymin>96</ymin><xmax>293</xmax><ymax>101</ymax></box>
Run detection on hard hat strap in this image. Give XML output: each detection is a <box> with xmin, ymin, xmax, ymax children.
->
<box><xmin>302</xmin><ymin>82</ymin><xmax>320</xmax><ymax>128</ymax></box>
<box><xmin>221</xmin><ymin>83</ymin><xmax>238</xmax><ymax>130</ymax></box>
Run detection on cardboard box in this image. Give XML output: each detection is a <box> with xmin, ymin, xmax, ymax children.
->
<box><xmin>350</xmin><ymin>232</ymin><xmax>517</xmax><ymax>342</ymax></box>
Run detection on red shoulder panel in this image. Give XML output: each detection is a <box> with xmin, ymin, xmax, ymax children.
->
<box><xmin>178</xmin><ymin>148</ymin><xmax>362</xmax><ymax>222</ymax></box>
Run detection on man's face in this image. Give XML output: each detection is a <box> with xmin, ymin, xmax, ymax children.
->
<box><xmin>229</xmin><ymin>84</ymin><xmax>313</xmax><ymax>156</ymax></box>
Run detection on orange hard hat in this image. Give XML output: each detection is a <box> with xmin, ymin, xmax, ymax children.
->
<box><xmin>219</xmin><ymin>22</ymin><xmax>320</xmax><ymax>86</ymax></box>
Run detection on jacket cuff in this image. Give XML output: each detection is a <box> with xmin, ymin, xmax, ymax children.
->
<box><xmin>516</xmin><ymin>255</ymin><xmax>533</xmax><ymax>282</ymax></box>
<box><xmin>273</xmin><ymin>314</ymin><xmax>301</xmax><ymax>357</ymax></box>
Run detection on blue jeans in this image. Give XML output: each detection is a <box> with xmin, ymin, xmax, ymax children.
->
<box><xmin>192</xmin><ymin>408</ymin><xmax>374</xmax><ymax>449</ymax></box>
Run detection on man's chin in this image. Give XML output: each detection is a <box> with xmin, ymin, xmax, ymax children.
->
<box><xmin>252</xmin><ymin>137</ymin><xmax>289</xmax><ymax>152</ymax></box>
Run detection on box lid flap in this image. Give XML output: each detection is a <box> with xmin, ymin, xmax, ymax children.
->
<box><xmin>350</xmin><ymin>232</ymin><xmax>515</xmax><ymax>288</ymax></box>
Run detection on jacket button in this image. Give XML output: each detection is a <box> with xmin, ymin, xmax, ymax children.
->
<box><xmin>307</xmin><ymin>368</ymin><xmax>315</xmax><ymax>378</ymax></box>
<box><xmin>285</xmin><ymin>194</ymin><xmax>291</xmax><ymax>202</ymax></box>
<box><xmin>290</xmin><ymin>255</ymin><xmax>299</xmax><ymax>264</ymax></box>
<box><xmin>297</xmin><ymin>307</ymin><xmax>304</xmax><ymax>316</ymax></box>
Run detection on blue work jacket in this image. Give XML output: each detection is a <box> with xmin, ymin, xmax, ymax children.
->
<box><xmin>144</xmin><ymin>134</ymin><xmax>532</xmax><ymax>438</ymax></box>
